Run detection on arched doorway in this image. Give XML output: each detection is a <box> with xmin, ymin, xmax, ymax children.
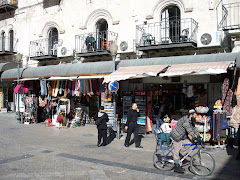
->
<box><xmin>161</xmin><ymin>5</ymin><xmax>180</xmax><ymax>43</ymax></box>
<box><xmin>48</xmin><ymin>28</ymin><xmax>58</xmax><ymax>55</ymax></box>
<box><xmin>1</xmin><ymin>32</ymin><xmax>5</xmax><ymax>51</ymax></box>
<box><xmin>96</xmin><ymin>19</ymin><xmax>108</xmax><ymax>50</ymax></box>
<box><xmin>9</xmin><ymin>30</ymin><xmax>14</xmax><ymax>52</ymax></box>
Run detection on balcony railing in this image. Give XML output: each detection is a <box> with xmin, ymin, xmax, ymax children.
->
<box><xmin>29</xmin><ymin>38</ymin><xmax>61</xmax><ymax>59</ymax></box>
<box><xmin>217</xmin><ymin>1</ymin><xmax>240</xmax><ymax>30</ymax></box>
<box><xmin>136</xmin><ymin>18</ymin><xmax>198</xmax><ymax>47</ymax></box>
<box><xmin>0</xmin><ymin>36</ymin><xmax>18</xmax><ymax>53</ymax></box>
<box><xmin>75</xmin><ymin>30</ymin><xmax>118</xmax><ymax>55</ymax></box>
<box><xmin>0</xmin><ymin>0</ymin><xmax>18</xmax><ymax>13</ymax></box>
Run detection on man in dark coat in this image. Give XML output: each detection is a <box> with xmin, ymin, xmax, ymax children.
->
<box><xmin>94</xmin><ymin>106</ymin><xmax>109</xmax><ymax>147</ymax></box>
<box><xmin>124</xmin><ymin>103</ymin><xmax>143</xmax><ymax>148</ymax></box>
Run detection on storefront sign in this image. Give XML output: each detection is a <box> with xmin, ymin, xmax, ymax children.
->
<box><xmin>108</xmin><ymin>81</ymin><xmax>119</xmax><ymax>92</ymax></box>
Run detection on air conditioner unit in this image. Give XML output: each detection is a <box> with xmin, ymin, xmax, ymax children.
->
<box><xmin>197</xmin><ymin>32</ymin><xmax>222</xmax><ymax>47</ymax></box>
<box><xmin>57</xmin><ymin>46</ymin><xmax>73</xmax><ymax>57</ymax></box>
<box><xmin>118</xmin><ymin>39</ymin><xmax>136</xmax><ymax>53</ymax></box>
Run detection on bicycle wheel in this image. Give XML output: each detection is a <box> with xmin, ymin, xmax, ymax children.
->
<box><xmin>153</xmin><ymin>149</ymin><xmax>174</xmax><ymax>171</ymax></box>
<box><xmin>190</xmin><ymin>151</ymin><xmax>215</xmax><ymax>176</ymax></box>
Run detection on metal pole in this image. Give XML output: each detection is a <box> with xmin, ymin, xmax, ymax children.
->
<box><xmin>17</xmin><ymin>62</ymin><xmax>20</xmax><ymax>124</ymax></box>
<box><xmin>112</xmin><ymin>54</ymin><xmax>119</xmax><ymax>139</ymax></box>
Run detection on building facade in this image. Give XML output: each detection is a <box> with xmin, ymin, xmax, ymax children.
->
<box><xmin>0</xmin><ymin>0</ymin><xmax>239</xmax><ymax>67</ymax></box>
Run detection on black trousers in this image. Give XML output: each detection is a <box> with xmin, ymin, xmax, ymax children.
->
<box><xmin>125</xmin><ymin>122</ymin><xmax>140</xmax><ymax>147</ymax></box>
<box><xmin>98</xmin><ymin>129</ymin><xmax>107</xmax><ymax>146</ymax></box>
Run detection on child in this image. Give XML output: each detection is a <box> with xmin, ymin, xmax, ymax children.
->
<box><xmin>160</xmin><ymin>115</ymin><xmax>172</xmax><ymax>145</ymax></box>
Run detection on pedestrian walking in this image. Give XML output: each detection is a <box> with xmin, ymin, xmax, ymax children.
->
<box><xmin>124</xmin><ymin>103</ymin><xmax>143</xmax><ymax>148</ymax></box>
<box><xmin>93</xmin><ymin>106</ymin><xmax>109</xmax><ymax>147</ymax></box>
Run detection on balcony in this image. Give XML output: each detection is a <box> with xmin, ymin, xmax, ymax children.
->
<box><xmin>217</xmin><ymin>1</ymin><xmax>240</xmax><ymax>32</ymax></box>
<box><xmin>136</xmin><ymin>18</ymin><xmax>198</xmax><ymax>51</ymax></box>
<box><xmin>43</xmin><ymin>0</ymin><xmax>61</xmax><ymax>8</ymax></box>
<box><xmin>0</xmin><ymin>0</ymin><xmax>18</xmax><ymax>13</ymax></box>
<box><xmin>0</xmin><ymin>36</ymin><xmax>18</xmax><ymax>55</ymax></box>
<box><xmin>29</xmin><ymin>38</ymin><xmax>61</xmax><ymax>60</ymax></box>
<box><xmin>75</xmin><ymin>30</ymin><xmax>118</xmax><ymax>57</ymax></box>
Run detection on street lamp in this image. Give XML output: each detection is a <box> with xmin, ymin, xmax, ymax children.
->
<box><xmin>13</xmin><ymin>53</ymin><xmax>23</xmax><ymax>124</ymax></box>
<box><xmin>109</xmin><ymin>42</ymin><xmax>119</xmax><ymax>139</ymax></box>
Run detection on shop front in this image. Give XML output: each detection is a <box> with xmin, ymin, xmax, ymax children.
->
<box><xmin>1</xmin><ymin>61</ymin><xmax>114</xmax><ymax>127</ymax></box>
<box><xmin>103</xmin><ymin>52</ymin><xmax>240</xmax><ymax>144</ymax></box>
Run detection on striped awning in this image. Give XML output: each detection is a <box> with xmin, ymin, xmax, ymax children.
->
<box><xmin>103</xmin><ymin>65</ymin><xmax>168</xmax><ymax>83</ymax></box>
<box><xmin>159</xmin><ymin>61</ymin><xmax>234</xmax><ymax>77</ymax></box>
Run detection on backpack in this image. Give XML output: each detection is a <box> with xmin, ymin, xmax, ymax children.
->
<box><xmin>95</xmin><ymin>115</ymin><xmax>103</xmax><ymax>125</ymax></box>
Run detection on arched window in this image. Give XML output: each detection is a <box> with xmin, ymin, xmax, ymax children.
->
<box><xmin>161</xmin><ymin>6</ymin><xmax>180</xmax><ymax>43</ymax></box>
<box><xmin>9</xmin><ymin>30</ymin><xmax>14</xmax><ymax>52</ymax></box>
<box><xmin>96</xmin><ymin>19</ymin><xmax>108</xmax><ymax>50</ymax></box>
<box><xmin>48</xmin><ymin>28</ymin><xmax>58</xmax><ymax>55</ymax></box>
<box><xmin>1</xmin><ymin>32</ymin><xmax>5</xmax><ymax>51</ymax></box>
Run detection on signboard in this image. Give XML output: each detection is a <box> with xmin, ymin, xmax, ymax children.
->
<box><xmin>108</xmin><ymin>81</ymin><xmax>119</xmax><ymax>92</ymax></box>
<box><xmin>135</xmin><ymin>91</ymin><xmax>145</xmax><ymax>95</ymax></box>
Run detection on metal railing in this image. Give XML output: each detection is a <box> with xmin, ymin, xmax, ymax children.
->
<box><xmin>136</xmin><ymin>18</ymin><xmax>198</xmax><ymax>47</ymax></box>
<box><xmin>29</xmin><ymin>38</ymin><xmax>61</xmax><ymax>57</ymax></box>
<box><xmin>0</xmin><ymin>36</ymin><xmax>18</xmax><ymax>52</ymax></box>
<box><xmin>217</xmin><ymin>1</ymin><xmax>240</xmax><ymax>30</ymax></box>
<box><xmin>0</xmin><ymin>0</ymin><xmax>18</xmax><ymax>5</ymax></box>
<box><xmin>75</xmin><ymin>30</ymin><xmax>118</xmax><ymax>54</ymax></box>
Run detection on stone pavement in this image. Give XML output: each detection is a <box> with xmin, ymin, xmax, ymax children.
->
<box><xmin>0</xmin><ymin>113</ymin><xmax>239</xmax><ymax>180</ymax></box>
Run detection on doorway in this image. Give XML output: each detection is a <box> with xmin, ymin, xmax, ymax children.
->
<box><xmin>96</xmin><ymin>19</ymin><xmax>108</xmax><ymax>50</ymax></box>
<box><xmin>161</xmin><ymin>6</ymin><xmax>180</xmax><ymax>43</ymax></box>
<box><xmin>48</xmin><ymin>28</ymin><xmax>58</xmax><ymax>55</ymax></box>
<box><xmin>9</xmin><ymin>30</ymin><xmax>14</xmax><ymax>52</ymax></box>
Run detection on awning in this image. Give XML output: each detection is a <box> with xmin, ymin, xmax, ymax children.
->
<box><xmin>1</xmin><ymin>61</ymin><xmax>113</xmax><ymax>80</ymax></box>
<box><xmin>0</xmin><ymin>62</ymin><xmax>21</xmax><ymax>72</ymax></box>
<box><xmin>159</xmin><ymin>61</ymin><xmax>234</xmax><ymax>77</ymax></box>
<box><xmin>117</xmin><ymin>52</ymin><xmax>240</xmax><ymax>68</ymax></box>
<box><xmin>103</xmin><ymin>65</ymin><xmax>168</xmax><ymax>83</ymax></box>
<box><xmin>45</xmin><ymin>75</ymin><xmax>104</xmax><ymax>81</ymax></box>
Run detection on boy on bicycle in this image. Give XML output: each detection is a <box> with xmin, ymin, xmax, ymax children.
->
<box><xmin>170</xmin><ymin>109</ymin><xmax>201</xmax><ymax>173</ymax></box>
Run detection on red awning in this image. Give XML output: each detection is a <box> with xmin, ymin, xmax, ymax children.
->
<box><xmin>159</xmin><ymin>61</ymin><xmax>234</xmax><ymax>77</ymax></box>
<box><xmin>103</xmin><ymin>65</ymin><xmax>168</xmax><ymax>83</ymax></box>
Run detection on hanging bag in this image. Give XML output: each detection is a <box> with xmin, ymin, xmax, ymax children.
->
<box><xmin>95</xmin><ymin>116</ymin><xmax>103</xmax><ymax>126</ymax></box>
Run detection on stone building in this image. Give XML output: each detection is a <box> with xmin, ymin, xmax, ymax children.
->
<box><xmin>0</xmin><ymin>0</ymin><xmax>239</xmax><ymax>67</ymax></box>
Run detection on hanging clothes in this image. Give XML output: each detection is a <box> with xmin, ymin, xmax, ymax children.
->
<box><xmin>40</xmin><ymin>80</ymin><xmax>47</xmax><ymax>96</ymax></box>
<box><xmin>72</xmin><ymin>80</ymin><xmax>76</xmax><ymax>96</ymax></box>
<box><xmin>39</xmin><ymin>96</ymin><xmax>47</xmax><ymax>107</ymax></box>
<box><xmin>14</xmin><ymin>82</ymin><xmax>22</xmax><ymax>94</ymax></box>
<box><xmin>64</xmin><ymin>80</ymin><xmax>68</xmax><ymax>97</ymax></box>
<box><xmin>47</xmin><ymin>81</ymin><xmax>53</xmax><ymax>96</ymax></box>
<box><xmin>89</xmin><ymin>79</ymin><xmax>94</xmax><ymax>95</ymax></box>
<box><xmin>54</xmin><ymin>81</ymin><xmax>60</xmax><ymax>97</ymax></box>
<box><xmin>222</xmin><ymin>78</ymin><xmax>233</xmax><ymax>116</ymax></box>
<box><xmin>75</xmin><ymin>80</ymin><xmax>80</xmax><ymax>96</ymax></box>
<box><xmin>81</xmin><ymin>80</ymin><xmax>84</xmax><ymax>95</ymax></box>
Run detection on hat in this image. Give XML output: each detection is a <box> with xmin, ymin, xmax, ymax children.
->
<box><xmin>189</xmin><ymin>109</ymin><xmax>196</xmax><ymax>114</ymax></box>
<box><xmin>99</xmin><ymin>106</ymin><xmax>104</xmax><ymax>110</ymax></box>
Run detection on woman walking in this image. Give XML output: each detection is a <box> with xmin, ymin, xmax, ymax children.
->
<box><xmin>94</xmin><ymin>106</ymin><xmax>109</xmax><ymax>147</ymax></box>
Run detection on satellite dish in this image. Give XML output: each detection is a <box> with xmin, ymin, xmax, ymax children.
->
<box><xmin>201</xmin><ymin>33</ymin><xmax>212</xmax><ymax>45</ymax></box>
<box><xmin>120</xmin><ymin>41</ymin><xmax>128</xmax><ymax>51</ymax></box>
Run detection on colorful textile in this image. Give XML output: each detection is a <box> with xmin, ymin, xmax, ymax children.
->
<box><xmin>39</xmin><ymin>96</ymin><xmax>47</xmax><ymax>107</ymax></box>
<box><xmin>81</xmin><ymin>80</ymin><xmax>84</xmax><ymax>94</ymax></box>
<box><xmin>72</xmin><ymin>81</ymin><xmax>76</xmax><ymax>96</ymax></box>
<box><xmin>14</xmin><ymin>82</ymin><xmax>22</xmax><ymax>94</ymax></box>
<box><xmin>54</xmin><ymin>81</ymin><xmax>60</xmax><ymax>97</ymax></box>
<box><xmin>230</xmin><ymin>105</ymin><xmax>240</xmax><ymax>127</ymax></box>
<box><xmin>222</xmin><ymin>78</ymin><xmax>233</xmax><ymax>116</ymax></box>
<box><xmin>89</xmin><ymin>80</ymin><xmax>94</xmax><ymax>95</ymax></box>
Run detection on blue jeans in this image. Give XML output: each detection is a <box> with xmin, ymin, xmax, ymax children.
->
<box><xmin>156</xmin><ymin>118</ymin><xmax>163</xmax><ymax>131</ymax></box>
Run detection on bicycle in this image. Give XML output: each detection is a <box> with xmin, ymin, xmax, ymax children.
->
<box><xmin>153</xmin><ymin>130</ymin><xmax>215</xmax><ymax>176</ymax></box>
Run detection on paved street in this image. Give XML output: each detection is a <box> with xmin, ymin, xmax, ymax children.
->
<box><xmin>0</xmin><ymin>113</ymin><xmax>239</xmax><ymax>180</ymax></box>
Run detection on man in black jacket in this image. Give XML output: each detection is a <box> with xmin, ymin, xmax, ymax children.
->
<box><xmin>94</xmin><ymin>106</ymin><xmax>109</xmax><ymax>147</ymax></box>
<box><xmin>124</xmin><ymin>103</ymin><xmax>143</xmax><ymax>148</ymax></box>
